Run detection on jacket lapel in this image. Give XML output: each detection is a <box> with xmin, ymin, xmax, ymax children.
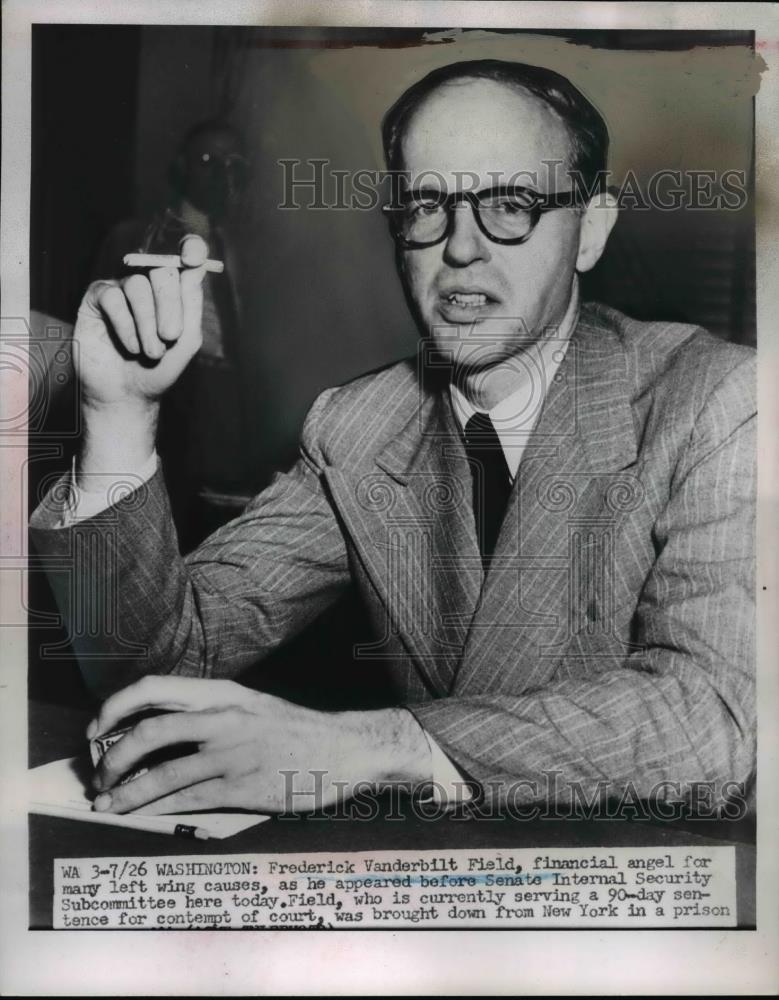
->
<box><xmin>455</xmin><ymin>308</ymin><xmax>639</xmax><ymax>696</ymax></box>
<box><xmin>324</xmin><ymin>380</ymin><xmax>483</xmax><ymax>696</ymax></box>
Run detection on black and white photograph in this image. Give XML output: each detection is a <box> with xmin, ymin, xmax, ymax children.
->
<box><xmin>2</xmin><ymin>1</ymin><xmax>778</xmax><ymax>995</ymax></box>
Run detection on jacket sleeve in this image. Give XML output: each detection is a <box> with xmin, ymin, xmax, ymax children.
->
<box><xmin>29</xmin><ymin>388</ymin><xmax>351</xmax><ymax>696</ymax></box>
<box><xmin>406</xmin><ymin>357</ymin><xmax>757</xmax><ymax>812</ymax></box>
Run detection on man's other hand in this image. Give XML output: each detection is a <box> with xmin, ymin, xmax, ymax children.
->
<box><xmin>87</xmin><ymin>676</ymin><xmax>433</xmax><ymax>815</ymax></box>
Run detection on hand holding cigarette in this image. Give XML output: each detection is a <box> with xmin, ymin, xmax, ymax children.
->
<box><xmin>72</xmin><ymin>232</ymin><xmax>210</xmax><ymax>471</ymax></box>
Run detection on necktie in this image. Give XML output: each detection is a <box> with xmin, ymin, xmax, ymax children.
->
<box><xmin>463</xmin><ymin>412</ymin><xmax>512</xmax><ymax>566</ymax></box>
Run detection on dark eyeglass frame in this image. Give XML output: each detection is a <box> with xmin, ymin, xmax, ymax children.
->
<box><xmin>382</xmin><ymin>184</ymin><xmax>583</xmax><ymax>249</ymax></box>
<box><xmin>193</xmin><ymin>152</ymin><xmax>250</xmax><ymax>173</ymax></box>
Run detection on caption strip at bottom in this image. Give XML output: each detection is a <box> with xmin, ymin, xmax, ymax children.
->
<box><xmin>52</xmin><ymin>845</ymin><xmax>737</xmax><ymax>929</ymax></box>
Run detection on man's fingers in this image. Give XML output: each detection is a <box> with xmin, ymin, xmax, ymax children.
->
<box><xmin>95</xmin><ymin>747</ymin><xmax>227</xmax><ymax>814</ymax></box>
<box><xmin>88</xmin><ymin>675</ymin><xmax>250</xmax><ymax>740</ymax></box>
<box><xmin>122</xmin><ymin>273</ymin><xmax>164</xmax><ymax>360</ymax></box>
<box><xmin>179</xmin><ymin>263</ymin><xmax>206</xmax><ymax>356</ymax></box>
<box><xmin>78</xmin><ymin>249</ymin><xmax>204</xmax><ymax>365</ymax></box>
<box><xmin>95</xmin><ymin>709</ymin><xmax>221</xmax><ymax>792</ymax></box>
<box><xmin>87</xmin><ymin>282</ymin><xmax>141</xmax><ymax>355</ymax></box>
<box><xmin>149</xmin><ymin>266</ymin><xmax>183</xmax><ymax>343</ymax></box>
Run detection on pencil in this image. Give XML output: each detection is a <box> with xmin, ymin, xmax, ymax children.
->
<box><xmin>30</xmin><ymin>801</ymin><xmax>210</xmax><ymax>839</ymax></box>
<box><xmin>123</xmin><ymin>252</ymin><xmax>224</xmax><ymax>274</ymax></box>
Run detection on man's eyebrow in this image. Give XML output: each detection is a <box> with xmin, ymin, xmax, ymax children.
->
<box><xmin>403</xmin><ymin>186</ymin><xmax>447</xmax><ymax>201</ymax></box>
<box><xmin>400</xmin><ymin>182</ymin><xmax>548</xmax><ymax>202</ymax></box>
<box><xmin>504</xmin><ymin>178</ymin><xmax>542</xmax><ymax>195</ymax></box>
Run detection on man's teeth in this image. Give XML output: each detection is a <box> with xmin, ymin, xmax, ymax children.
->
<box><xmin>447</xmin><ymin>293</ymin><xmax>488</xmax><ymax>306</ymax></box>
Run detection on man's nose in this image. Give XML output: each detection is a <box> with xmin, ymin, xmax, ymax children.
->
<box><xmin>442</xmin><ymin>201</ymin><xmax>491</xmax><ymax>267</ymax></box>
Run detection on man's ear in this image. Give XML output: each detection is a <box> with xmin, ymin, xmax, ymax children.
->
<box><xmin>575</xmin><ymin>192</ymin><xmax>619</xmax><ymax>273</ymax></box>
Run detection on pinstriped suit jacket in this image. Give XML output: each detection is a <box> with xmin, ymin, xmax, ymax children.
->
<box><xmin>30</xmin><ymin>302</ymin><xmax>756</xmax><ymax>807</ymax></box>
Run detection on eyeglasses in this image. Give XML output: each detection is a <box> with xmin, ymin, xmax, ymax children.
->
<box><xmin>192</xmin><ymin>151</ymin><xmax>249</xmax><ymax>179</ymax></box>
<box><xmin>382</xmin><ymin>185</ymin><xmax>582</xmax><ymax>249</ymax></box>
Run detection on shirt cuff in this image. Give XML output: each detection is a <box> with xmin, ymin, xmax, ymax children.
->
<box><xmin>421</xmin><ymin>730</ymin><xmax>474</xmax><ymax>807</ymax></box>
<box><xmin>58</xmin><ymin>451</ymin><xmax>159</xmax><ymax>527</ymax></box>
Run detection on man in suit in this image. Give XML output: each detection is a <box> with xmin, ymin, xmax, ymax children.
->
<box><xmin>30</xmin><ymin>60</ymin><xmax>755</xmax><ymax>818</ymax></box>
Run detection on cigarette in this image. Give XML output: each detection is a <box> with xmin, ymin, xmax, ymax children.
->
<box><xmin>123</xmin><ymin>252</ymin><xmax>224</xmax><ymax>274</ymax></box>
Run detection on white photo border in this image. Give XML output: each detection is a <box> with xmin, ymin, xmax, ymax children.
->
<box><xmin>2</xmin><ymin>1</ymin><xmax>777</xmax><ymax>995</ymax></box>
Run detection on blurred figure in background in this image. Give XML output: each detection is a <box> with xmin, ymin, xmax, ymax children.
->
<box><xmin>94</xmin><ymin>120</ymin><xmax>253</xmax><ymax>550</ymax></box>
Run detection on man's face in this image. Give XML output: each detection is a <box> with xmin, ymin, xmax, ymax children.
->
<box><xmin>182</xmin><ymin>128</ymin><xmax>246</xmax><ymax>220</ymax></box>
<box><xmin>398</xmin><ymin>78</ymin><xmax>583</xmax><ymax>372</ymax></box>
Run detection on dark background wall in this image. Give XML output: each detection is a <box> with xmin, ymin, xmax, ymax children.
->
<box><xmin>32</xmin><ymin>26</ymin><xmax>141</xmax><ymax>325</ymax></box>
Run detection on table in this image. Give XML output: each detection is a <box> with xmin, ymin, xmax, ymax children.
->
<box><xmin>28</xmin><ymin>698</ymin><xmax>756</xmax><ymax>929</ymax></box>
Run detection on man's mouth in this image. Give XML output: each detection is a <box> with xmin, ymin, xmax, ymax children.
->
<box><xmin>445</xmin><ymin>292</ymin><xmax>489</xmax><ymax>306</ymax></box>
<box><xmin>437</xmin><ymin>288</ymin><xmax>499</xmax><ymax>319</ymax></box>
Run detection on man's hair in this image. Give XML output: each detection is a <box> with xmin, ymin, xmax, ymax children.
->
<box><xmin>381</xmin><ymin>59</ymin><xmax>609</xmax><ymax>194</ymax></box>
